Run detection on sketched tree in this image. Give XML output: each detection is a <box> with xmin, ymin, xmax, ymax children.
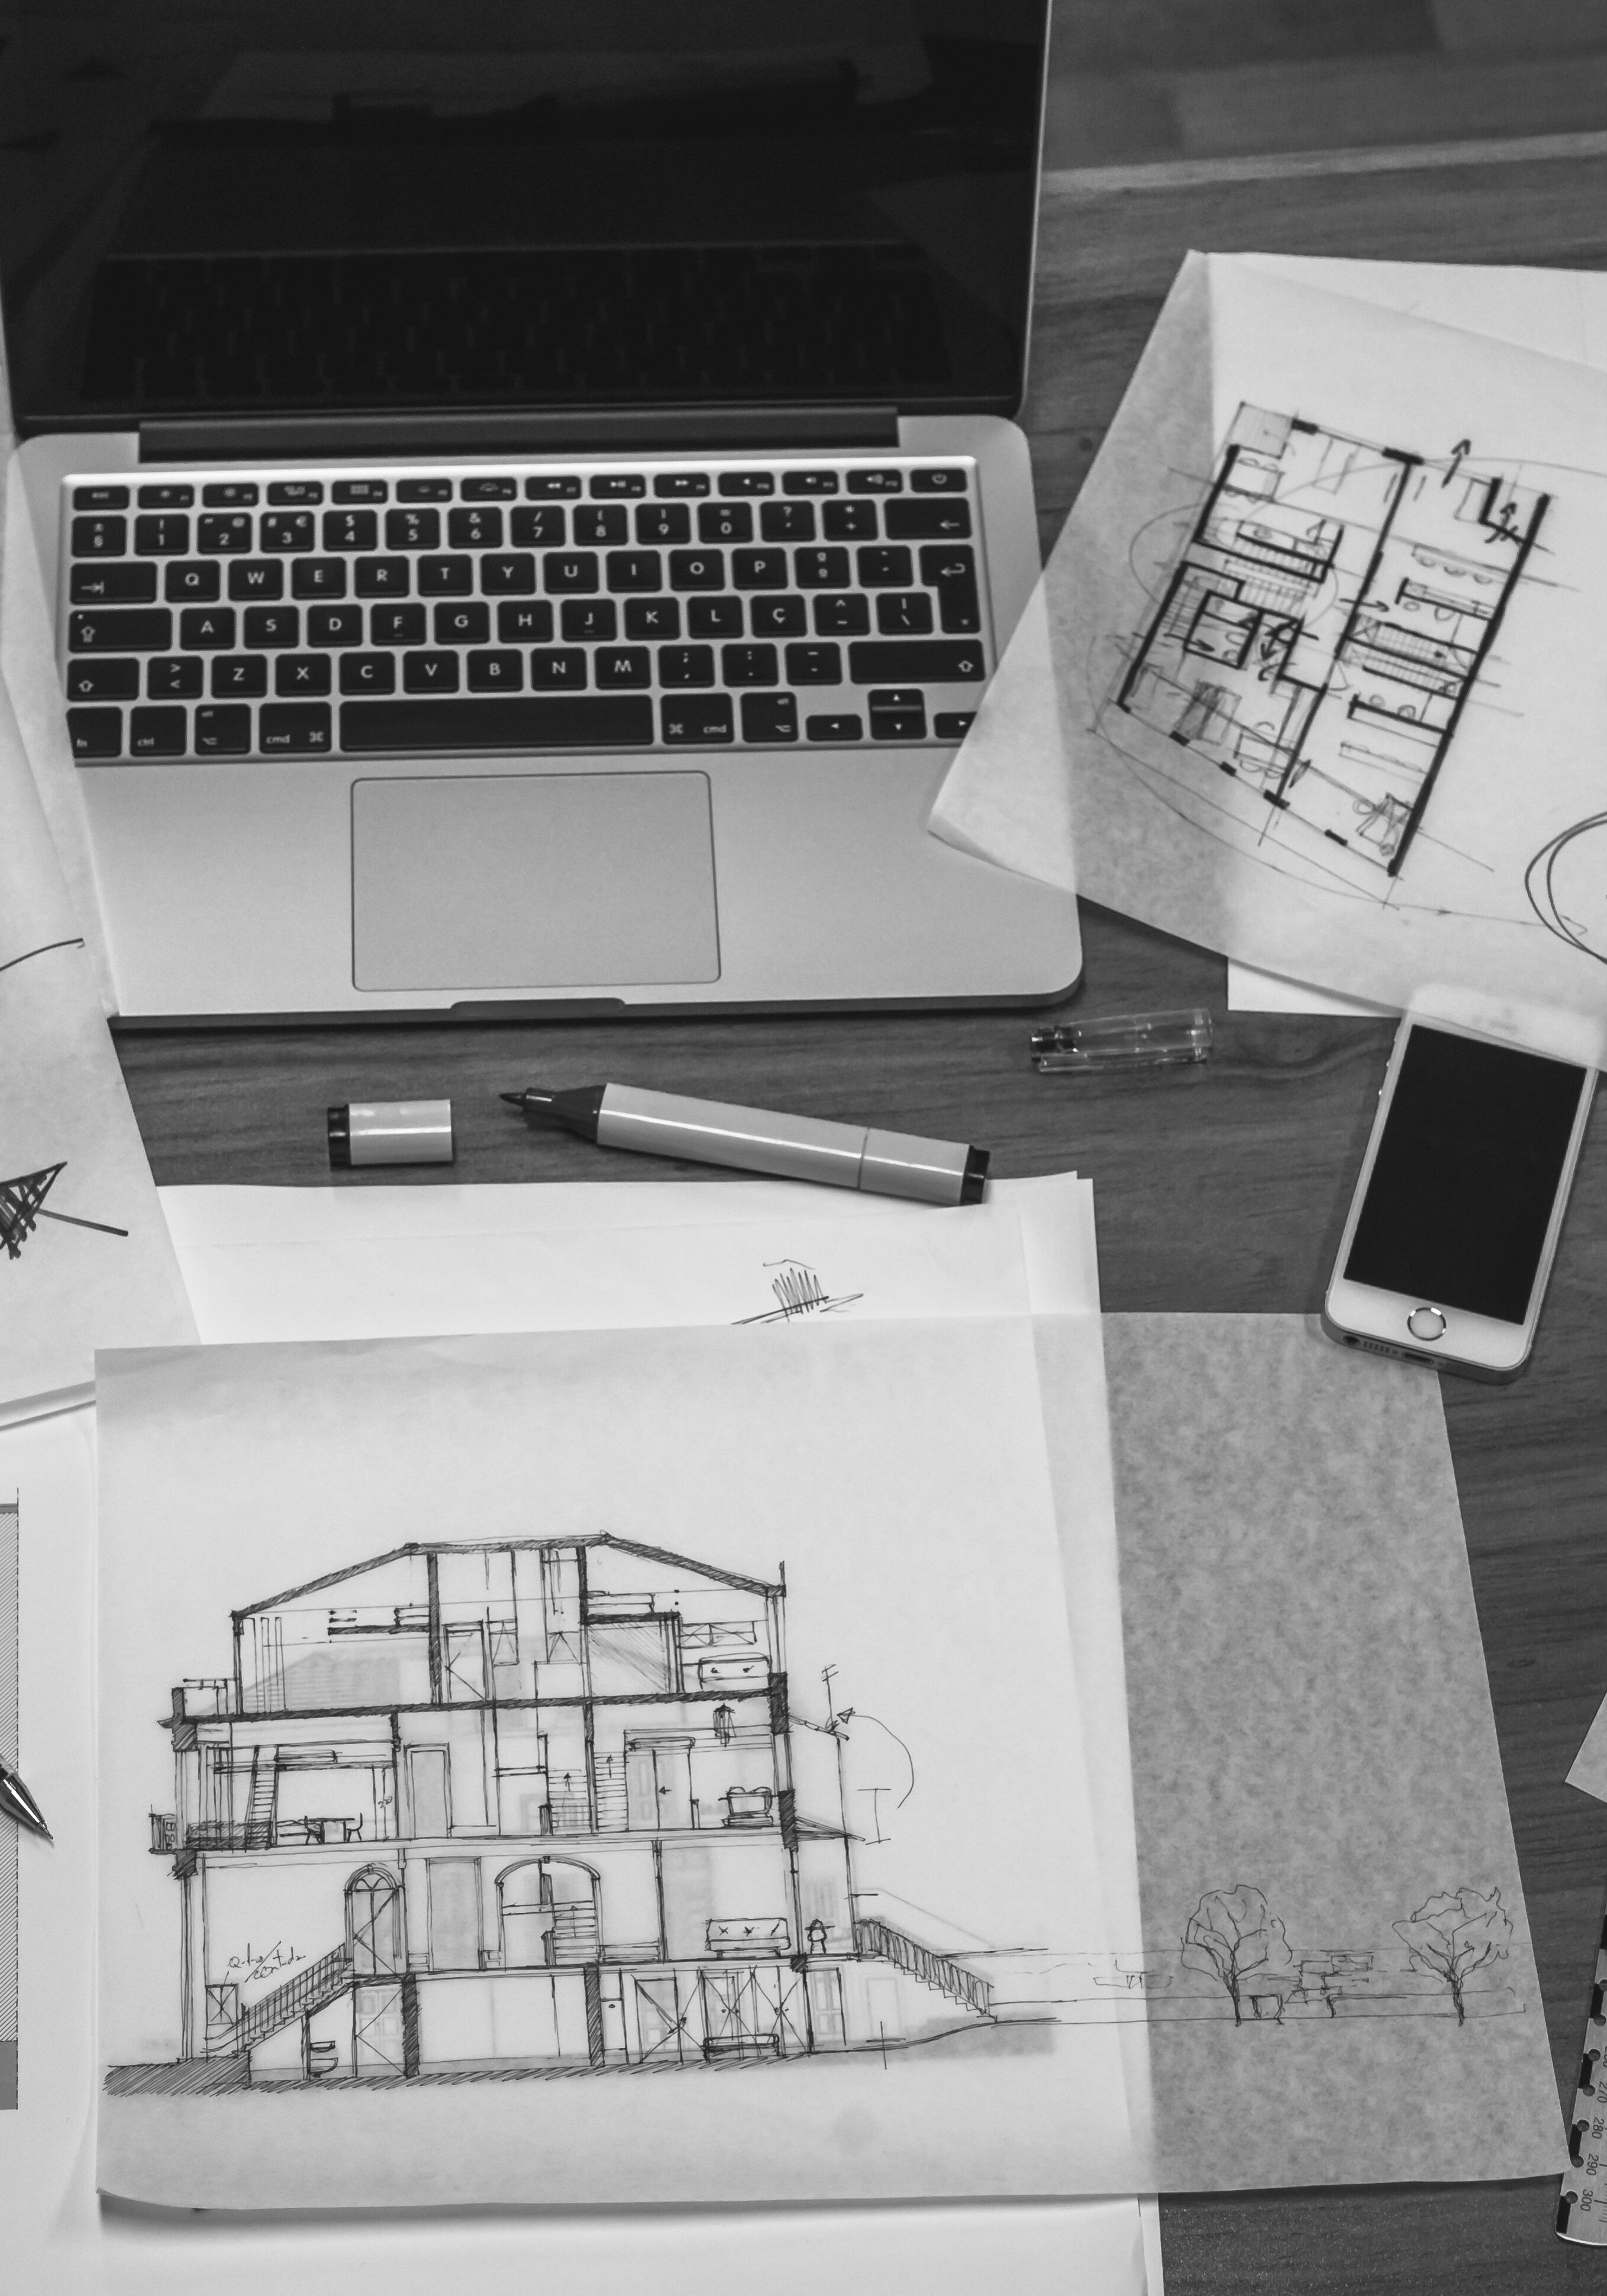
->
<box><xmin>1393</xmin><ymin>1887</ymin><xmax>1512</xmax><ymax>2026</ymax></box>
<box><xmin>1182</xmin><ymin>1885</ymin><xmax>1297</xmax><ymax>2026</ymax></box>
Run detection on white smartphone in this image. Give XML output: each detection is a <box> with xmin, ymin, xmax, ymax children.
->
<box><xmin>1323</xmin><ymin>1015</ymin><xmax>1596</xmax><ymax>1381</ymax></box>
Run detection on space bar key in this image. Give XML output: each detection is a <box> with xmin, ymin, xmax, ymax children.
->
<box><xmin>340</xmin><ymin>696</ymin><xmax>655</xmax><ymax>753</ymax></box>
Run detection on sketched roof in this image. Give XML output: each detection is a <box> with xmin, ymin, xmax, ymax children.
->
<box><xmin>234</xmin><ymin>1535</ymin><xmax>778</xmax><ymax>1621</ymax></box>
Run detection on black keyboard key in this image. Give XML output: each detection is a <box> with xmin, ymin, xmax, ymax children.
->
<box><xmin>625</xmin><ymin>598</ymin><xmax>679</xmax><ymax>639</ymax></box>
<box><xmin>397</xmin><ymin>478</ymin><xmax>452</xmax><ymax>502</ymax></box>
<box><xmin>669</xmin><ymin>550</ymin><xmax>724</xmax><ymax>593</ymax></box>
<box><xmin>309</xmin><ymin>605</ymin><xmax>363</xmax><ymax>646</ymax></box>
<box><xmin>858</xmin><ymin>545</ymin><xmax>913</xmax><ymax>587</ymax></box>
<box><xmin>785</xmin><ymin>642</ymin><xmax>842</xmax><ymax>685</ymax></box>
<box><xmin>482</xmin><ymin>554</ymin><xmax>537</xmax><ymax>594</ymax></box>
<box><xmin>66</xmin><ymin>658</ymin><xmax>139</xmax><ymax>700</ymax></box>
<box><xmin>921</xmin><ymin>545</ymin><xmax>982</xmax><ymax>634</ymax></box>
<box><xmin>741</xmin><ymin>692</ymin><xmax>799</xmax><ymax>742</ymax></box>
<box><xmin>732</xmin><ymin>549</ymin><xmax>788</xmax><ymax>590</ymax></box>
<box><xmin>812</xmin><ymin>594</ymin><xmax>870</xmax><ymax>635</ymax></box>
<box><xmin>69</xmin><ymin>607</ymin><xmax>171</xmax><ymax>653</ymax></box>
<box><xmin>590</xmin><ymin>472</ymin><xmax>646</xmax><ymax>497</ymax></box>
<box><xmin>388</xmin><ymin>507</ymin><xmax>440</xmax><ymax>550</ymax></box>
<box><xmin>886</xmin><ymin>499</ymin><xmax>973</xmax><ymax>540</ymax></box>
<box><xmin>876</xmin><ymin>592</ymin><xmax>934</xmax><ymax>635</ymax></box>
<box><xmin>700</xmin><ymin>501</ymin><xmax>753</xmax><ymax>543</ymax></box>
<box><xmin>596</xmin><ymin>646</ymin><xmax>651</xmax><ymax>689</ymax></box>
<box><xmin>229</xmin><ymin>560</ymin><xmax>284</xmax><ymax>600</ymax></box>
<box><xmin>268</xmin><ymin>480</ymin><xmax>324</xmax><ymax>506</ymax></box>
<box><xmin>340</xmin><ymin>652</ymin><xmax>398</xmax><ymax>695</ymax></box>
<box><xmin>137</xmin><ymin>483</ymin><xmax>193</xmax><ymax>509</ymax></box>
<box><xmin>654</xmin><ymin>471</ymin><xmax>709</xmax><ymax>496</ymax></box>
<box><xmin>244</xmin><ymin>606</ymin><xmax>299</xmax><ymax>647</ymax></box>
<box><xmin>164</xmin><ymin>561</ymin><xmax>219</xmax><ymax>602</ymax></box>
<box><xmin>292</xmin><ymin>558</ymin><xmax>348</xmax><ymax>599</ymax></box>
<box><xmin>448</xmin><ymin>506</ymin><xmax>502</xmax><ymax>550</ymax></box>
<box><xmin>934</xmin><ymin>711</ymin><xmax>976</xmax><ymax>740</ymax></box>
<box><xmin>869</xmin><ymin>688</ymin><xmax>928</xmax><ymax>740</ymax></box>
<box><xmin>659</xmin><ymin>645</ymin><xmax>715</xmax><ymax>686</ymax></box>
<box><xmin>370</xmin><ymin>603</ymin><xmax>427</xmax><ymax>646</ymax></box>
<box><xmin>576</xmin><ymin>505</ymin><xmax>628</xmax><ymax>545</ymax></box>
<box><xmin>260</xmin><ymin>703</ymin><xmax>333</xmax><ymax>754</ymax></box>
<box><xmin>402</xmin><ymin>651</ymin><xmax>460</xmax><ymax>693</ymax></box>
<box><xmin>262</xmin><ymin>512</ymin><xmax>315</xmax><ymax>551</ymax></box>
<box><xmin>637</xmin><ymin>503</ymin><xmax>690</xmax><ymax>544</ymax></box>
<box><xmin>688</xmin><ymin>596</ymin><xmax>743</xmax><ymax>637</ymax></box>
<box><xmin>718</xmin><ymin>472</ymin><xmax>773</xmax><ymax>496</ymax></box>
<box><xmin>129</xmin><ymin>705</ymin><xmax>188</xmax><ymax>757</ymax></box>
<box><xmin>275</xmin><ymin>654</ymin><xmax>332</xmax><ymax>696</ymax></box>
<box><xmin>750</xmin><ymin>595</ymin><xmax>808</xmax><ymax>636</ymax></box>
<box><xmin>147</xmin><ymin>657</ymin><xmax>204</xmax><ymax>699</ymax></box>
<box><xmin>194</xmin><ymin>705</ymin><xmax>252</xmax><ymax>754</ymax></box>
<box><xmin>512</xmin><ymin>506</ymin><xmax>566</xmax><ymax>547</ymax></box>
<box><xmin>434</xmin><ymin>600</ymin><xmax>490</xmax><ymax>645</ymax></box>
<box><xmin>355</xmin><ymin>557</ymin><xmax>411</xmax><ymax>596</ymax></box>
<box><xmin>530</xmin><ymin>649</ymin><xmax>588</xmax><ymax>689</ymax></box>
<box><xmin>75</xmin><ymin>484</ymin><xmax>130</xmax><ymax>510</ymax></box>
<box><xmin>782</xmin><ymin>470</ymin><xmax>838</xmax><ymax>495</ymax></box>
<box><xmin>562</xmin><ymin>599</ymin><xmax>617</xmax><ymax>642</ymax></box>
<box><xmin>806</xmin><ymin>712</ymin><xmax>863</xmax><ymax>741</ymax></box>
<box><xmin>179</xmin><ymin>606</ymin><xmax>235</xmax><ymax>650</ymax></box>
<box><xmin>71</xmin><ymin>514</ymin><xmax>126</xmax><ymax>556</ymax></box>
<box><xmin>467</xmin><ymin>650</ymin><xmax>523</xmax><ymax>691</ymax></box>
<box><xmin>204</xmin><ymin>482</ymin><xmax>259</xmax><ymax>506</ymax></box>
<box><xmin>526</xmin><ymin>474</ymin><xmax>583</xmax><ymax>498</ymax></box>
<box><xmin>722</xmin><ymin>643</ymin><xmax>778</xmax><ymax>687</ymax></box>
<box><xmin>605</xmin><ymin>550</ymin><xmax>662</xmax><ymax>594</ymax></box>
<box><xmin>846</xmin><ymin>468</ymin><xmax>902</xmax><ymax>493</ymax></box>
<box><xmin>544</xmin><ymin>553</ymin><xmax>599</xmax><ymax>593</ymax></box>
<box><xmin>661</xmin><ymin>695</ymin><xmax>734</xmax><ymax>743</ymax></box>
<box><xmin>198</xmin><ymin>513</ymin><xmax>254</xmax><ymax>553</ymax></box>
<box><xmin>911</xmin><ymin>466</ymin><xmax>968</xmax><ymax>493</ymax></box>
<box><xmin>823</xmin><ymin>500</ymin><xmax>878</xmax><ymax>540</ymax></box>
<box><xmin>334</xmin><ymin>479</ymin><xmax>388</xmax><ymax>502</ymax></box>
<box><xmin>760</xmin><ymin>502</ymin><xmax>815</xmax><ymax>542</ymax></box>
<box><xmin>73</xmin><ymin>563</ymin><xmax>157</xmax><ymax>603</ymax></box>
<box><xmin>67</xmin><ymin>706</ymin><xmax>122</xmax><ymax>757</ymax></box>
<box><xmin>134</xmin><ymin>514</ymin><xmax>189</xmax><ymax>556</ymax></box>
<box><xmin>461</xmin><ymin>477</ymin><xmax>517</xmax><ymax>500</ymax></box>
<box><xmin>212</xmin><ymin>655</ymin><xmax>268</xmax><ymax>697</ymax></box>
<box><xmin>848</xmin><ymin>640</ymin><xmax>986</xmax><ymax>683</ymax></box>
<box><xmin>795</xmin><ymin>547</ymin><xmax>850</xmax><ymax>588</ymax></box>
<box><xmin>325</xmin><ymin>508</ymin><xmax>377</xmax><ymax>551</ymax></box>
<box><xmin>498</xmin><ymin>600</ymin><xmax>554</xmax><ymax>642</ymax></box>
<box><xmin>342</xmin><ymin>695</ymin><xmax>653</xmax><ymax>749</ymax></box>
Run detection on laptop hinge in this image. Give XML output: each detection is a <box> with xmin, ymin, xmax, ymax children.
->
<box><xmin>139</xmin><ymin>405</ymin><xmax>901</xmax><ymax>463</ymax></box>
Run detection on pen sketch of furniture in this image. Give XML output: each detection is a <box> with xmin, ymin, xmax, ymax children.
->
<box><xmin>122</xmin><ymin>1535</ymin><xmax>995</xmax><ymax>2090</ymax></box>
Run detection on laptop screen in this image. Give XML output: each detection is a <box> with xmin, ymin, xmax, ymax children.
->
<box><xmin>2</xmin><ymin>1</ymin><xmax>1050</xmax><ymax>435</ymax></box>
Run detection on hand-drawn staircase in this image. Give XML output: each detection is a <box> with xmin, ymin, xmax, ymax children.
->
<box><xmin>234</xmin><ymin>1945</ymin><xmax>353</xmax><ymax>2053</ymax></box>
<box><xmin>241</xmin><ymin>1743</ymin><xmax>279</xmax><ymax>1849</ymax></box>
<box><xmin>853</xmin><ymin>1916</ymin><xmax>993</xmax><ymax>2020</ymax></box>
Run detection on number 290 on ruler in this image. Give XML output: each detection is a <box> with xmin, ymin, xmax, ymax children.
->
<box><xmin>1558</xmin><ymin>1894</ymin><xmax>1607</xmax><ymax>2242</ymax></box>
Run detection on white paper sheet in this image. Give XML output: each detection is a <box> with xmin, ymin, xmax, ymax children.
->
<box><xmin>97</xmin><ymin>1320</ymin><xmax>1135</xmax><ymax>2211</ymax></box>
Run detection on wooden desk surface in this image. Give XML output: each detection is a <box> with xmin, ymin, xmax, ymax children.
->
<box><xmin>113</xmin><ymin>135</ymin><xmax>1607</xmax><ymax>2293</ymax></box>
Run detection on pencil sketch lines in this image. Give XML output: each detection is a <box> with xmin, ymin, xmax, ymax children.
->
<box><xmin>1526</xmin><ymin>813</ymin><xmax>1607</xmax><ymax>965</ymax></box>
<box><xmin>0</xmin><ymin>1163</ymin><xmax>129</xmax><ymax>1261</ymax></box>
<box><xmin>0</xmin><ymin>935</ymin><xmax>84</xmax><ymax>979</ymax></box>
<box><xmin>1</xmin><ymin>1495</ymin><xmax>15</xmax><ymax>2110</ymax></box>
<box><xmin>735</xmin><ymin>1260</ymin><xmax>864</xmax><ymax>1324</ymax></box>
<box><xmin>1393</xmin><ymin>1887</ymin><xmax>1512</xmax><ymax>2026</ymax></box>
<box><xmin>1106</xmin><ymin>405</ymin><xmax>1549</xmax><ymax>906</ymax></box>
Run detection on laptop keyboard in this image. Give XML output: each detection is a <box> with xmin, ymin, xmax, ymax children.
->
<box><xmin>58</xmin><ymin>457</ymin><xmax>990</xmax><ymax>766</ymax></box>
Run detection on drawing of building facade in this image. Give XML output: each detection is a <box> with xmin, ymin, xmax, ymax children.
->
<box><xmin>1114</xmin><ymin>405</ymin><xmax>1547</xmax><ymax>887</ymax></box>
<box><xmin>136</xmin><ymin>1536</ymin><xmax>993</xmax><ymax>2089</ymax></box>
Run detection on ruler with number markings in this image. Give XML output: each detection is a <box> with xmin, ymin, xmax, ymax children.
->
<box><xmin>1557</xmin><ymin>1889</ymin><xmax>1607</xmax><ymax>2242</ymax></box>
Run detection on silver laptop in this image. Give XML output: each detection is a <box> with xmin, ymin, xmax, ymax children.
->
<box><xmin>8</xmin><ymin>2</ymin><xmax>1079</xmax><ymax>1024</ymax></box>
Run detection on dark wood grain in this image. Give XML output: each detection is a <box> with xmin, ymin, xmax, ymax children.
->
<box><xmin>111</xmin><ymin>137</ymin><xmax>1607</xmax><ymax>2293</ymax></box>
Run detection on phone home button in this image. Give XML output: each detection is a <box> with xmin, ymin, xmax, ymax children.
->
<box><xmin>1406</xmin><ymin>1306</ymin><xmax>1448</xmax><ymax>1343</ymax></box>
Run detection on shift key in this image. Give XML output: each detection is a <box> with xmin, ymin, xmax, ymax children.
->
<box><xmin>847</xmin><ymin>638</ymin><xmax>986</xmax><ymax>684</ymax></box>
<box><xmin>68</xmin><ymin>606</ymin><xmax>172</xmax><ymax>653</ymax></box>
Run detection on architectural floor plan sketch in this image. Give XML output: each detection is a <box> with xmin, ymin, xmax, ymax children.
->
<box><xmin>1109</xmin><ymin>405</ymin><xmax>1548</xmax><ymax>897</ymax></box>
<box><xmin>111</xmin><ymin>1534</ymin><xmax>1005</xmax><ymax>2094</ymax></box>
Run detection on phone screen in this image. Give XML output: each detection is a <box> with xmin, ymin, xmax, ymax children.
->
<box><xmin>1344</xmin><ymin>1025</ymin><xmax>1587</xmax><ymax>1325</ymax></box>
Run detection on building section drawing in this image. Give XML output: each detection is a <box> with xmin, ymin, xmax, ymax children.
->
<box><xmin>1111</xmin><ymin>406</ymin><xmax>1548</xmax><ymax>892</ymax></box>
<box><xmin>0</xmin><ymin>1161</ymin><xmax>129</xmax><ymax>1262</ymax></box>
<box><xmin>112</xmin><ymin>1535</ymin><xmax>1004</xmax><ymax>2094</ymax></box>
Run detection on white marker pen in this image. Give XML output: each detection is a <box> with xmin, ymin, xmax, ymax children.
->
<box><xmin>501</xmin><ymin>1083</ymin><xmax>988</xmax><ymax>1206</ymax></box>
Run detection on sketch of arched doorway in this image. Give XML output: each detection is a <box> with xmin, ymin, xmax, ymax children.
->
<box><xmin>498</xmin><ymin>1856</ymin><xmax>601</xmax><ymax>1967</ymax></box>
<box><xmin>346</xmin><ymin>1864</ymin><xmax>403</xmax><ymax>1976</ymax></box>
<box><xmin>1527</xmin><ymin>813</ymin><xmax>1607</xmax><ymax>964</ymax></box>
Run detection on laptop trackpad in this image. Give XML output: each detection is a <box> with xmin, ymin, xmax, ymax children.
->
<box><xmin>351</xmin><ymin>770</ymin><xmax>719</xmax><ymax>990</ymax></box>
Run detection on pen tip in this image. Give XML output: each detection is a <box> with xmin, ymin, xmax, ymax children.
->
<box><xmin>499</xmin><ymin>1092</ymin><xmax>525</xmax><ymax>1108</ymax></box>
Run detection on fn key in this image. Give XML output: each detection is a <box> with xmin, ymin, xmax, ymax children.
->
<box><xmin>260</xmin><ymin>702</ymin><xmax>333</xmax><ymax>754</ymax></box>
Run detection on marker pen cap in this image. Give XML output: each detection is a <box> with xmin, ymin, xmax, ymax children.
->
<box><xmin>328</xmin><ymin>1099</ymin><xmax>454</xmax><ymax>1169</ymax></box>
<box><xmin>860</xmin><ymin>1128</ymin><xmax>988</xmax><ymax>1206</ymax></box>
